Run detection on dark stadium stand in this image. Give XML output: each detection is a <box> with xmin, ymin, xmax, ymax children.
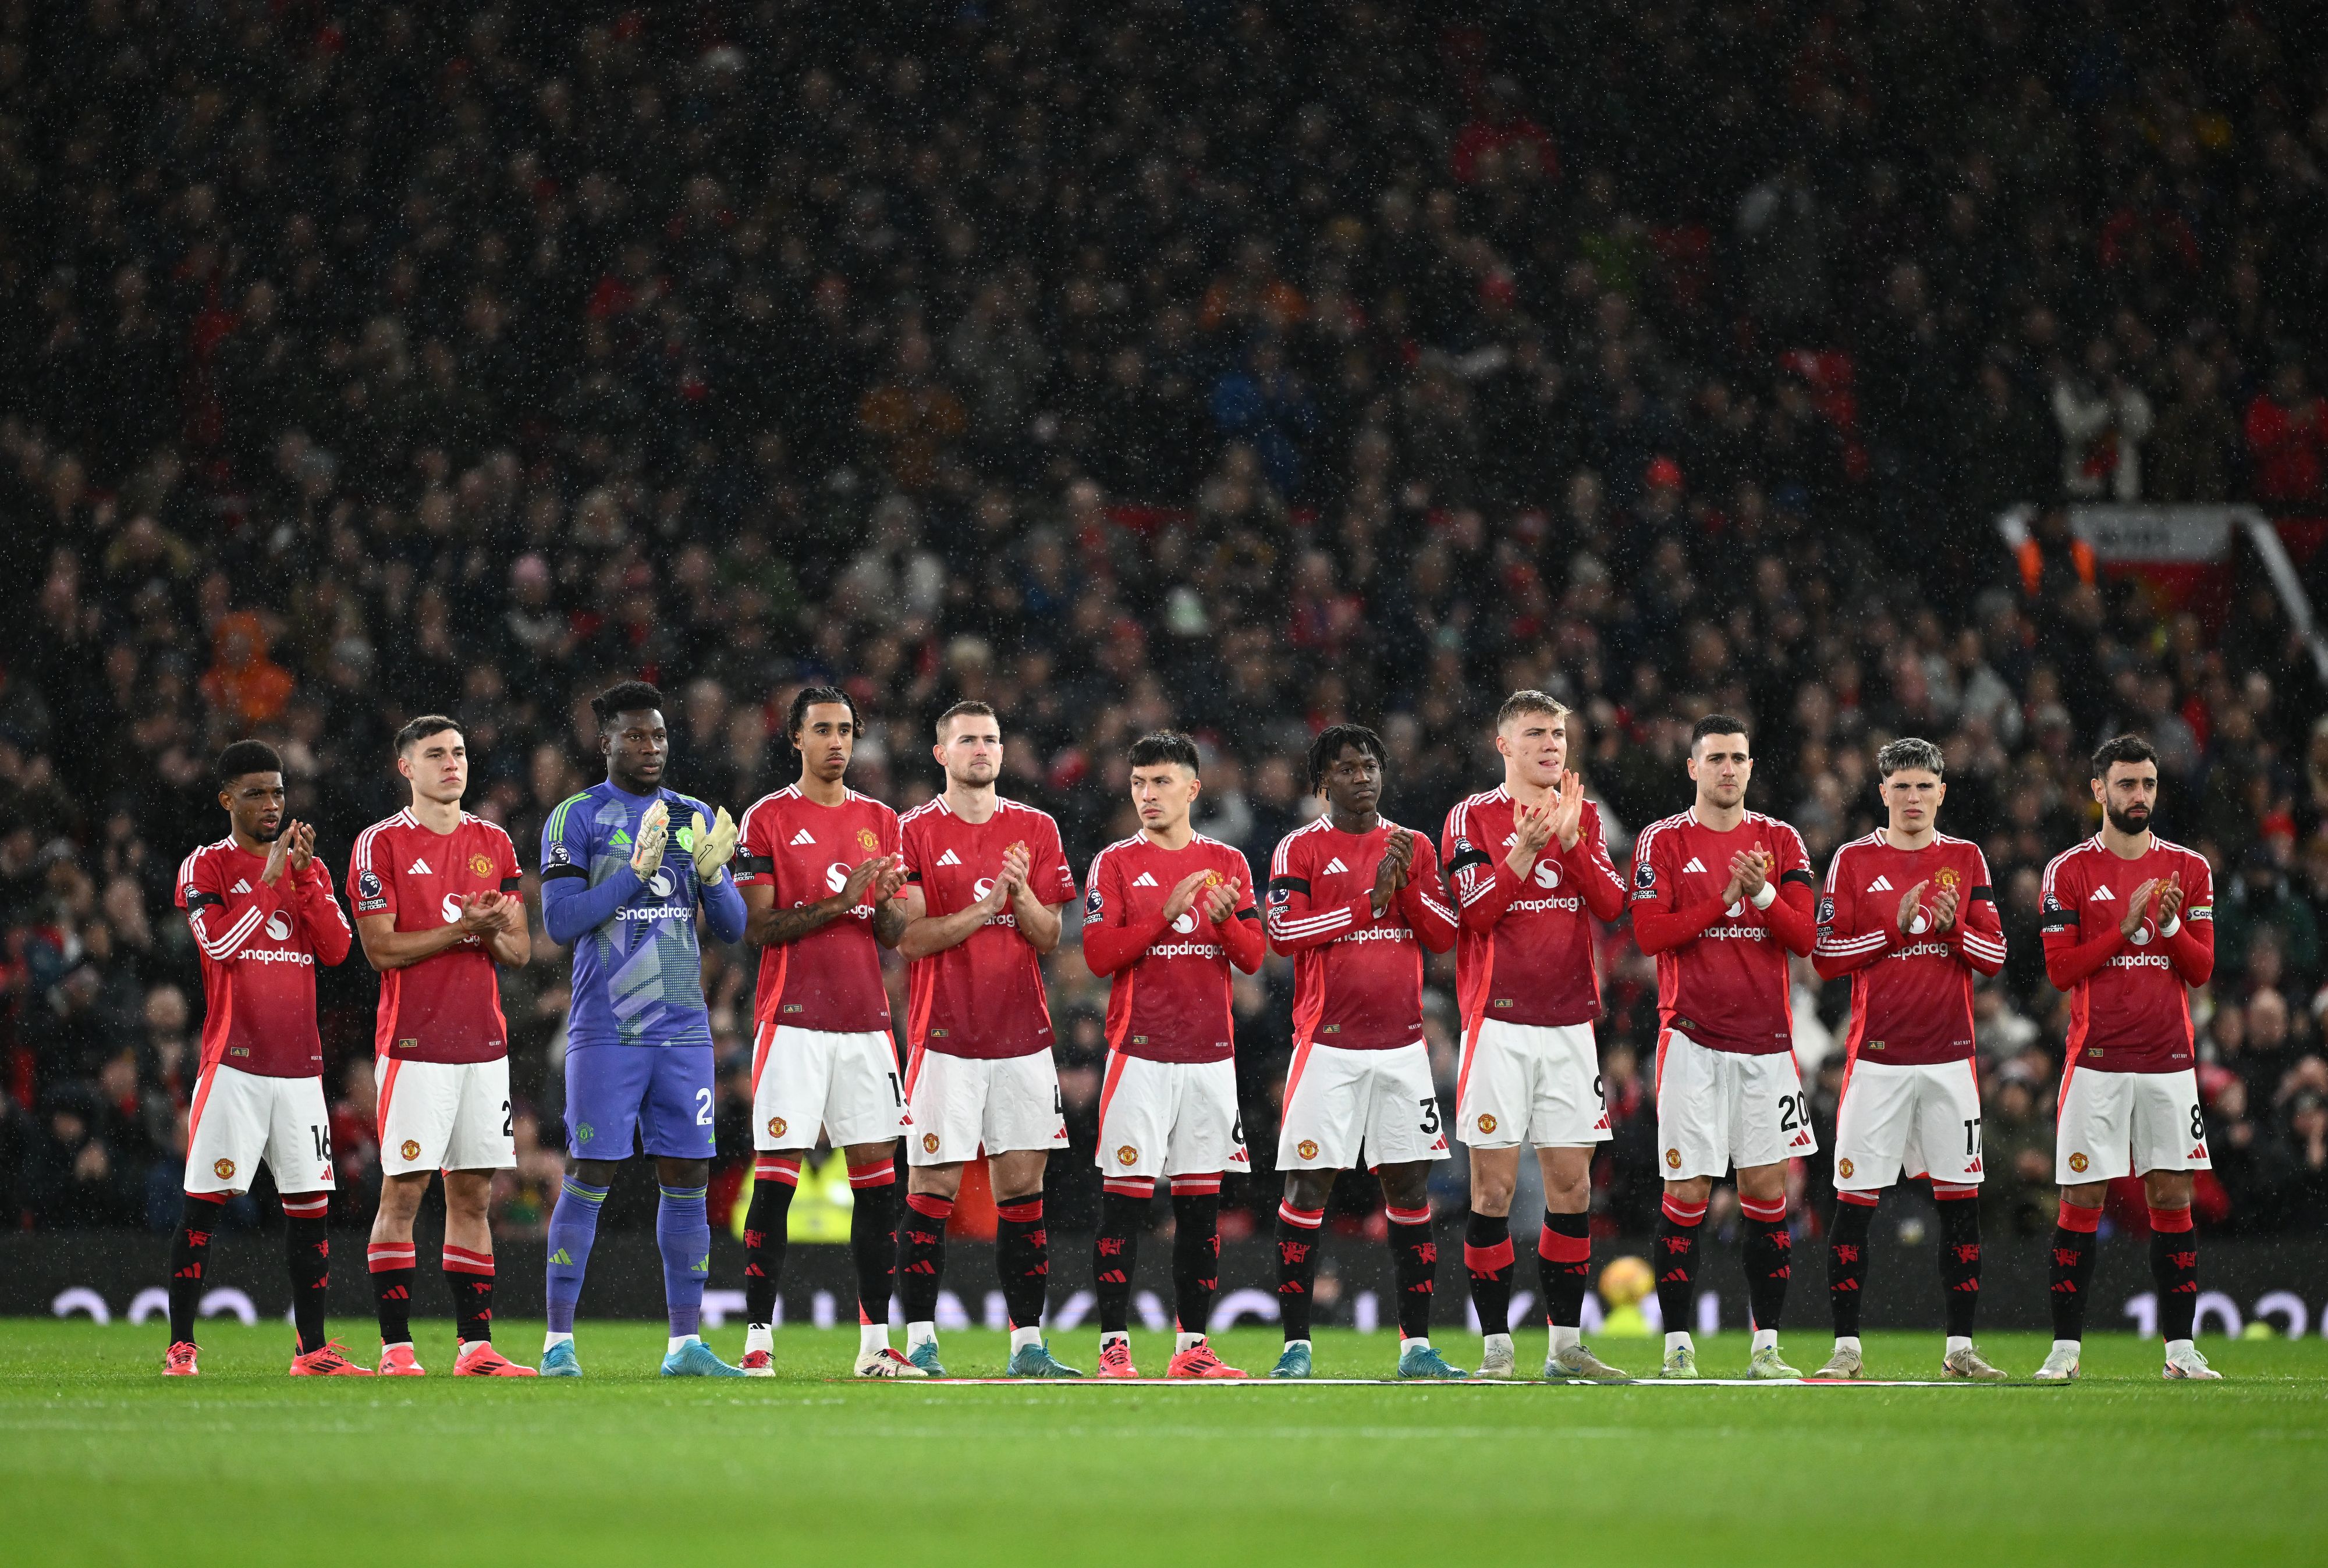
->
<box><xmin>1</xmin><ymin>0</ymin><xmax>2325</xmax><ymax>1254</ymax></box>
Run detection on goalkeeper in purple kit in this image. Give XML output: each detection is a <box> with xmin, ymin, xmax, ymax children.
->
<box><xmin>536</xmin><ymin>682</ymin><xmax>746</xmax><ymax>1377</ymax></box>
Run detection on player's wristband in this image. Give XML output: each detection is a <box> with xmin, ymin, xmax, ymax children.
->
<box><xmin>1749</xmin><ymin>881</ymin><xmax>1776</xmax><ymax>911</ymax></box>
<box><xmin>2160</xmin><ymin>915</ymin><xmax>2181</xmax><ymax>938</ymax></box>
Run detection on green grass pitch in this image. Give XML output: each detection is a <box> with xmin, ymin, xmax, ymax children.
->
<box><xmin>3</xmin><ymin>1321</ymin><xmax>2321</xmax><ymax>1566</ymax></box>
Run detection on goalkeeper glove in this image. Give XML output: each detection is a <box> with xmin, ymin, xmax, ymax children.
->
<box><xmin>630</xmin><ymin>799</ymin><xmax>670</xmax><ymax>879</ymax></box>
<box><xmin>692</xmin><ymin>807</ymin><xmax>739</xmax><ymax>880</ymax></box>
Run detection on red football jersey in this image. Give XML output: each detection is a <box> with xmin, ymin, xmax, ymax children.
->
<box><xmin>1814</xmin><ymin>833</ymin><xmax>2006</xmax><ymax>1066</ymax></box>
<box><xmin>347</xmin><ymin>810</ymin><xmax>523</xmax><ymax>1064</ymax></box>
<box><xmin>1442</xmin><ymin>786</ymin><xmax>1629</xmax><ymax>1032</ymax></box>
<box><xmin>1081</xmin><ymin>833</ymin><xmax>1262</xmax><ymax>1063</ymax></box>
<box><xmin>735</xmin><ymin>785</ymin><xmax>900</xmax><ymax>1033</ymax></box>
<box><xmin>176</xmin><ymin>838</ymin><xmax>354</xmax><ymax>1077</ymax></box>
<box><xmin>899</xmin><ymin>794</ymin><xmax>1077</xmax><ymax>1059</ymax></box>
<box><xmin>1265</xmin><ymin>817</ymin><xmax>1458</xmax><ymax>1051</ymax></box>
<box><xmin>2040</xmin><ymin>834</ymin><xmax>2215</xmax><ymax>1073</ymax></box>
<box><xmin>1627</xmin><ymin>809</ymin><xmax>1815</xmax><ymax>1055</ymax></box>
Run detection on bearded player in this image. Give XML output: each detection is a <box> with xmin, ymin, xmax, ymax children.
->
<box><xmin>2036</xmin><ymin>735</ymin><xmax>2219</xmax><ymax>1382</ymax></box>
<box><xmin>733</xmin><ymin>686</ymin><xmax>919</xmax><ymax>1378</ymax></box>
<box><xmin>349</xmin><ymin>716</ymin><xmax>536</xmax><ymax>1376</ymax></box>
<box><xmin>1629</xmin><ymin>715</ymin><xmax>1818</xmax><ymax>1379</ymax></box>
<box><xmin>164</xmin><ymin>741</ymin><xmax>364</xmax><ymax>1377</ymax></box>
<box><xmin>1081</xmin><ymin>732</ymin><xmax>1264</xmax><ymax>1378</ymax></box>
<box><xmin>1809</xmin><ymin>738</ymin><xmax>2008</xmax><ymax>1381</ymax></box>
<box><xmin>895</xmin><ymin>701</ymin><xmax>1081</xmax><ymax>1377</ymax></box>
<box><xmin>1442</xmin><ymin>691</ymin><xmax>1630</xmax><ymax>1381</ymax></box>
<box><xmin>537</xmin><ymin>681</ymin><xmax>746</xmax><ymax>1378</ymax></box>
<box><xmin>1266</xmin><ymin>724</ymin><xmax>1464</xmax><ymax>1380</ymax></box>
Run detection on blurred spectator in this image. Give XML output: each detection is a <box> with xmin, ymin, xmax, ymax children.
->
<box><xmin>2245</xmin><ymin>361</ymin><xmax>2325</xmax><ymax>504</ymax></box>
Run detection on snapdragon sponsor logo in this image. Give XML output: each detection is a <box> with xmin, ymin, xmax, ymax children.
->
<box><xmin>1331</xmin><ymin>926</ymin><xmax>1417</xmax><ymax>945</ymax></box>
<box><xmin>2107</xmin><ymin>952</ymin><xmax>2177</xmax><ymax>971</ymax></box>
<box><xmin>235</xmin><ymin>948</ymin><xmax>315</xmax><ymax>966</ymax></box>
<box><xmin>1149</xmin><ymin>941</ymin><xmax>1226</xmax><ymax>960</ymax></box>
<box><xmin>617</xmin><ymin>905</ymin><xmax>693</xmax><ymax>923</ymax></box>
<box><xmin>1508</xmin><ymin>894</ymin><xmax>1582</xmax><ymax>915</ymax></box>
<box><xmin>1700</xmin><ymin>925</ymin><xmax>1770</xmax><ymax>941</ymax></box>
<box><xmin>1891</xmin><ymin>940</ymin><xmax>1956</xmax><ymax>960</ymax></box>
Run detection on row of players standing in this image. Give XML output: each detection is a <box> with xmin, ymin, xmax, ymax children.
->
<box><xmin>154</xmin><ymin>680</ymin><xmax>2220</xmax><ymax>1382</ymax></box>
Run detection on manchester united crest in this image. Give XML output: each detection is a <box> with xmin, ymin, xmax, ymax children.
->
<box><xmin>1116</xmin><ymin>1145</ymin><xmax>1138</xmax><ymax>1166</ymax></box>
<box><xmin>1297</xmin><ymin>1139</ymin><xmax>1320</xmax><ymax>1160</ymax></box>
<box><xmin>400</xmin><ymin>1139</ymin><xmax>421</xmax><ymax>1162</ymax></box>
<box><xmin>922</xmin><ymin>1133</ymin><xmax>941</xmax><ymax>1154</ymax></box>
<box><xmin>2068</xmin><ymin>1151</ymin><xmax>2089</xmax><ymax>1174</ymax></box>
<box><xmin>767</xmin><ymin>1117</ymin><xmax>788</xmax><ymax>1139</ymax></box>
<box><xmin>1477</xmin><ymin>1114</ymin><xmax>1498</xmax><ymax>1135</ymax></box>
<box><xmin>213</xmin><ymin>1158</ymin><xmax>236</xmax><ymax>1181</ymax></box>
<box><xmin>1665</xmin><ymin>1148</ymin><xmax>1682</xmax><ymax>1169</ymax></box>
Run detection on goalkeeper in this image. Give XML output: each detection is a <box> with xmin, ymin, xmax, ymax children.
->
<box><xmin>535</xmin><ymin>681</ymin><xmax>746</xmax><ymax>1378</ymax></box>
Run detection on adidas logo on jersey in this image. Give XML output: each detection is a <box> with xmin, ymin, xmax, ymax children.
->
<box><xmin>409</xmin><ymin>858</ymin><xmax>432</xmax><ymax>875</ymax></box>
<box><xmin>1132</xmin><ymin>872</ymin><xmax>1158</xmax><ymax>887</ymax></box>
<box><xmin>1866</xmin><ymin>874</ymin><xmax>1894</xmax><ymax>893</ymax></box>
<box><xmin>2090</xmin><ymin>884</ymin><xmax>2115</xmax><ymax>900</ymax></box>
<box><xmin>789</xmin><ymin>829</ymin><xmax>815</xmax><ymax>847</ymax></box>
<box><xmin>1790</xmin><ymin>1132</ymin><xmax>1814</xmax><ymax>1149</ymax></box>
<box><xmin>1323</xmin><ymin>858</ymin><xmax>1349</xmax><ymax>874</ymax></box>
<box><xmin>1681</xmin><ymin>857</ymin><xmax>1707</xmax><ymax>874</ymax></box>
<box><xmin>935</xmin><ymin>849</ymin><xmax>961</xmax><ymax>867</ymax></box>
<box><xmin>231</xmin><ymin>879</ymin><xmax>252</xmax><ymax>894</ymax></box>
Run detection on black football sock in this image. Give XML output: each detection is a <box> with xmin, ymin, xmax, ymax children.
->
<box><xmin>443</xmin><ymin>1245</ymin><xmax>495</xmax><ymax>1346</ymax></box>
<box><xmin>1827</xmin><ymin>1194</ymin><xmax>1876</xmax><ymax>1338</ymax></box>
<box><xmin>2149</xmin><ymin>1205</ymin><xmax>2198</xmax><ymax>1342</ymax></box>
<box><xmin>1655</xmin><ymin>1193</ymin><xmax>1706</xmax><ymax>1335</ymax></box>
<box><xmin>168</xmin><ymin>1193</ymin><xmax>226</xmax><ymax>1344</ymax></box>
<box><xmin>897</xmin><ymin>1192</ymin><xmax>952</xmax><ymax>1325</ymax></box>
<box><xmin>1464</xmin><ymin>1210</ymin><xmax>1514</xmax><ymax>1336</ymax></box>
<box><xmin>1275</xmin><ymin>1201</ymin><xmax>1323</xmax><ymax>1341</ymax></box>
<box><xmin>1740</xmin><ymin>1195</ymin><xmax>1792</xmax><ymax>1333</ymax></box>
<box><xmin>1169</xmin><ymin>1181</ymin><xmax>1222</xmax><ymax>1335</ymax></box>
<box><xmin>1386</xmin><ymin>1203</ymin><xmax>1437</xmax><ymax>1340</ymax></box>
<box><xmin>1935</xmin><ymin>1194</ymin><xmax>1981</xmax><ymax>1340</ymax></box>
<box><xmin>2049</xmin><ymin>1199</ymin><xmax>2101</xmax><ymax>1342</ymax></box>
<box><xmin>1094</xmin><ymin>1185</ymin><xmax>1149</xmax><ymax>1334</ymax></box>
<box><xmin>283</xmin><ymin>1194</ymin><xmax>332</xmax><ymax>1355</ymax></box>
<box><xmin>744</xmin><ymin>1158</ymin><xmax>799</xmax><ymax>1328</ymax></box>
<box><xmin>994</xmin><ymin>1196</ymin><xmax>1049</xmax><ymax>1331</ymax></box>
<box><xmin>367</xmin><ymin>1240</ymin><xmax>416</xmax><ymax>1346</ymax></box>
<box><xmin>847</xmin><ymin>1160</ymin><xmax>898</xmax><ymax>1331</ymax></box>
<box><xmin>1538</xmin><ymin>1211</ymin><xmax>1592</xmax><ymax>1329</ymax></box>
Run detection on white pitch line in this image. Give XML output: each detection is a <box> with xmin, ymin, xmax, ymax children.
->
<box><xmin>860</xmin><ymin>1377</ymin><xmax>2021</xmax><ymax>1388</ymax></box>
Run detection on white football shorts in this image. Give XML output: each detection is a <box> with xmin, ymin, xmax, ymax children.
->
<box><xmin>905</xmin><ymin>1047</ymin><xmax>1069</xmax><ymax>1165</ymax></box>
<box><xmin>184</xmin><ymin>1064</ymin><xmax>335</xmax><ymax>1195</ymax></box>
<box><xmin>1276</xmin><ymin>1040</ymin><xmax>1452</xmax><ymax>1171</ymax></box>
<box><xmin>1456</xmin><ymin>1019</ymin><xmax>1611</xmax><ymax>1149</ymax></box>
<box><xmin>377</xmin><ymin>1056</ymin><xmax>516</xmax><ymax>1176</ymax></box>
<box><xmin>1654</xmin><ymin>1027</ymin><xmax>1816</xmax><ymax>1181</ymax></box>
<box><xmin>753</xmin><ymin>1022</ymin><xmax>909</xmax><ymax>1150</ymax></box>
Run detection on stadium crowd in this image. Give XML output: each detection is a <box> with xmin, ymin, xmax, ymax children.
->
<box><xmin>3</xmin><ymin>0</ymin><xmax>2327</xmax><ymax>1247</ymax></box>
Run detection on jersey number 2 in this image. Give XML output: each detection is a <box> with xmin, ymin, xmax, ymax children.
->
<box><xmin>695</xmin><ymin>1087</ymin><xmax>714</xmax><ymax>1126</ymax></box>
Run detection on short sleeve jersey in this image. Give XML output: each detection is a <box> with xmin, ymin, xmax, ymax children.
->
<box><xmin>177</xmin><ymin>839</ymin><xmax>352</xmax><ymax>1077</ymax></box>
<box><xmin>1441</xmin><ymin>787</ymin><xmax>1627</xmax><ymax>1031</ymax></box>
<box><xmin>541</xmin><ymin>782</ymin><xmax>724</xmax><ymax>1050</ymax></box>
<box><xmin>347</xmin><ymin>810</ymin><xmax>523</xmax><ymax>1064</ymax></box>
<box><xmin>1083</xmin><ymin>833</ymin><xmax>1258</xmax><ymax>1063</ymax></box>
<box><xmin>734</xmin><ymin>785</ymin><xmax>899</xmax><ymax>1034</ymax></box>
<box><xmin>2040</xmin><ymin>835</ymin><xmax>2215</xmax><ymax>1072</ymax></box>
<box><xmin>899</xmin><ymin>795</ymin><xmax>1076</xmax><ymax>1059</ymax></box>
<box><xmin>1627</xmin><ymin>809</ymin><xmax>1814</xmax><ymax>1055</ymax></box>
<box><xmin>1816</xmin><ymin>833</ymin><xmax>2005</xmax><ymax>1066</ymax></box>
<box><xmin>1265</xmin><ymin>817</ymin><xmax>1452</xmax><ymax>1051</ymax></box>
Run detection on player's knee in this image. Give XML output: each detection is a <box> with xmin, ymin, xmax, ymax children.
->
<box><xmin>1469</xmin><ymin>1167</ymin><xmax>1516</xmax><ymax>1213</ymax></box>
<box><xmin>1282</xmin><ymin>1171</ymin><xmax>1332</xmax><ymax>1210</ymax></box>
<box><xmin>1663</xmin><ymin>1175</ymin><xmax>1712</xmax><ymax>1206</ymax></box>
<box><xmin>1376</xmin><ymin>1164</ymin><xmax>1430</xmax><ymax>1209</ymax></box>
